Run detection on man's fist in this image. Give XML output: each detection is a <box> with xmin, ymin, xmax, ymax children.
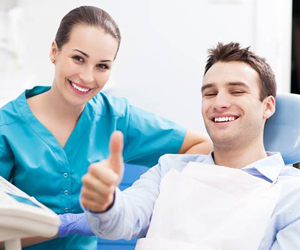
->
<box><xmin>81</xmin><ymin>131</ymin><xmax>124</xmax><ymax>213</ymax></box>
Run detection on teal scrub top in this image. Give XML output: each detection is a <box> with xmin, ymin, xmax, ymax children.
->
<box><xmin>0</xmin><ymin>86</ymin><xmax>186</xmax><ymax>250</ymax></box>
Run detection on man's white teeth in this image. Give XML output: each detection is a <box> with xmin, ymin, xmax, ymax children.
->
<box><xmin>71</xmin><ymin>82</ymin><xmax>89</xmax><ymax>93</ymax></box>
<box><xmin>214</xmin><ymin>117</ymin><xmax>236</xmax><ymax>122</ymax></box>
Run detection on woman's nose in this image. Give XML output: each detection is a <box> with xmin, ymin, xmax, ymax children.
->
<box><xmin>79</xmin><ymin>66</ymin><xmax>94</xmax><ymax>83</ymax></box>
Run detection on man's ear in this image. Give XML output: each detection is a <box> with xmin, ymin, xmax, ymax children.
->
<box><xmin>50</xmin><ymin>41</ymin><xmax>58</xmax><ymax>64</ymax></box>
<box><xmin>263</xmin><ymin>95</ymin><xmax>276</xmax><ymax>120</ymax></box>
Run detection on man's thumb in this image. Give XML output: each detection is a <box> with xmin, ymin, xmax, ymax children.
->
<box><xmin>109</xmin><ymin>131</ymin><xmax>124</xmax><ymax>176</ymax></box>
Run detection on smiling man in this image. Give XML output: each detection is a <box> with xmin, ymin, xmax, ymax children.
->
<box><xmin>81</xmin><ymin>42</ymin><xmax>300</xmax><ymax>250</ymax></box>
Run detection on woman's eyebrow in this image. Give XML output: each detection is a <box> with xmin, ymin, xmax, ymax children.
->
<box><xmin>100</xmin><ymin>59</ymin><xmax>113</xmax><ymax>62</ymax></box>
<box><xmin>73</xmin><ymin>49</ymin><xmax>89</xmax><ymax>58</ymax></box>
<box><xmin>72</xmin><ymin>49</ymin><xmax>112</xmax><ymax>62</ymax></box>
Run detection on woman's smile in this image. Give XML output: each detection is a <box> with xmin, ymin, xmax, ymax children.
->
<box><xmin>68</xmin><ymin>80</ymin><xmax>93</xmax><ymax>95</ymax></box>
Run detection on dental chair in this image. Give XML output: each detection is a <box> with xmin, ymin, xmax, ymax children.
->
<box><xmin>98</xmin><ymin>93</ymin><xmax>300</xmax><ymax>250</ymax></box>
<box><xmin>264</xmin><ymin>93</ymin><xmax>300</xmax><ymax>165</ymax></box>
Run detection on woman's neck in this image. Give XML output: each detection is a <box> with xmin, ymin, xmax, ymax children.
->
<box><xmin>39</xmin><ymin>85</ymin><xmax>85</xmax><ymax>122</ymax></box>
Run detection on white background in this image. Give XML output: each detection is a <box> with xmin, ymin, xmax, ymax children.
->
<box><xmin>0</xmin><ymin>0</ymin><xmax>292</xmax><ymax>133</ymax></box>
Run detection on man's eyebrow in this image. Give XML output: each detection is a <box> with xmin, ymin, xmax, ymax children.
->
<box><xmin>227</xmin><ymin>82</ymin><xmax>251</xmax><ymax>89</ymax></box>
<box><xmin>201</xmin><ymin>83</ymin><xmax>214</xmax><ymax>93</ymax></box>
<box><xmin>73</xmin><ymin>49</ymin><xmax>112</xmax><ymax>63</ymax></box>
<box><xmin>201</xmin><ymin>82</ymin><xmax>250</xmax><ymax>92</ymax></box>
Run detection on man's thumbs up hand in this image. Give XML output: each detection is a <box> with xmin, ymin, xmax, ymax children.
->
<box><xmin>108</xmin><ymin>131</ymin><xmax>124</xmax><ymax>178</ymax></box>
<box><xmin>81</xmin><ymin>131</ymin><xmax>124</xmax><ymax>213</ymax></box>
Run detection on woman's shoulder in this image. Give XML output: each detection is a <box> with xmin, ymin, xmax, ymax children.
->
<box><xmin>0</xmin><ymin>86</ymin><xmax>48</xmax><ymax>128</ymax></box>
<box><xmin>88</xmin><ymin>92</ymin><xmax>130</xmax><ymax>118</ymax></box>
<box><xmin>0</xmin><ymin>98</ymin><xmax>23</xmax><ymax>128</ymax></box>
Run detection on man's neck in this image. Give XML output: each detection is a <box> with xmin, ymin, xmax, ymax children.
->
<box><xmin>213</xmin><ymin>143</ymin><xmax>268</xmax><ymax>169</ymax></box>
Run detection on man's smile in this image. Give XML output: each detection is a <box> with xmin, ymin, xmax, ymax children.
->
<box><xmin>211</xmin><ymin>116</ymin><xmax>239</xmax><ymax>123</ymax></box>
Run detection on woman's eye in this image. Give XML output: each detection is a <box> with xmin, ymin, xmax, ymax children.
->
<box><xmin>72</xmin><ymin>55</ymin><xmax>84</xmax><ymax>63</ymax></box>
<box><xmin>97</xmin><ymin>64</ymin><xmax>109</xmax><ymax>70</ymax></box>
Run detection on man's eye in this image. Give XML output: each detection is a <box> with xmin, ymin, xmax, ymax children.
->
<box><xmin>97</xmin><ymin>64</ymin><xmax>109</xmax><ymax>70</ymax></box>
<box><xmin>203</xmin><ymin>92</ymin><xmax>217</xmax><ymax>97</ymax></box>
<box><xmin>231</xmin><ymin>91</ymin><xmax>244</xmax><ymax>95</ymax></box>
<box><xmin>72</xmin><ymin>55</ymin><xmax>84</xmax><ymax>63</ymax></box>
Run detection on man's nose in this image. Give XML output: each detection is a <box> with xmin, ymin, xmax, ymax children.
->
<box><xmin>212</xmin><ymin>93</ymin><xmax>231</xmax><ymax>111</ymax></box>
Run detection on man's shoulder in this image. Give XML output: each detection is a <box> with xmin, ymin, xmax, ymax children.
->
<box><xmin>280</xmin><ymin>165</ymin><xmax>300</xmax><ymax>183</ymax></box>
<box><xmin>273</xmin><ymin>166</ymin><xmax>300</xmax><ymax>226</ymax></box>
<box><xmin>276</xmin><ymin>166</ymin><xmax>300</xmax><ymax>205</ymax></box>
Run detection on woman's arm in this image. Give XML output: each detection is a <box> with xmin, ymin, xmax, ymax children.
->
<box><xmin>0</xmin><ymin>236</ymin><xmax>57</xmax><ymax>249</ymax></box>
<box><xmin>0</xmin><ymin>212</ymin><xmax>96</xmax><ymax>249</ymax></box>
<box><xmin>122</xmin><ymin>102</ymin><xmax>213</xmax><ymax>166</ymax></box>
<box><xmin>178</xmin><ymin>129</ymin><xmax>212</xmax><ymax>154</ymax></box>
<box><xmin>21</xmin><ymin>236</ymin><xmax>57</xmax><ymax>247</ymax></box>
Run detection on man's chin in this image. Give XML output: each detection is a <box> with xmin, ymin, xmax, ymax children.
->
<box><xmin>210</xmin><ymin>135</ymin><xmax>238</xmax><ymax>149</ymax></box>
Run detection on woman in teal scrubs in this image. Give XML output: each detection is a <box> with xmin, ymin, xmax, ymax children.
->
<box><xmin>0</xmin><ymin>6</ymin><xmax>211</xmax><ymax>250</ymax></box>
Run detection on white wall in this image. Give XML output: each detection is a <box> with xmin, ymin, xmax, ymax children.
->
<box><xmin>0</xmin><ymin>0</ymin><xmax>292</xmax><ymax>132</ymax></box>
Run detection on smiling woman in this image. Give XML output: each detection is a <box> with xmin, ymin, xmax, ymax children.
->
<box><xmin>0</xmin><ymin>5</ymin><xmax>212</xmax><ymax>250</ymax></box>
<box><xmin>50</xmin><ymin>24</ymin><xmax>118</xmax><ymax>108</ymax></box>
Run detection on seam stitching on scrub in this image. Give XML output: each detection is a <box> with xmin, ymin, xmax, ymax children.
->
<box><xmin>0</xmin><ymin>118</ymin><xmax>19</xmax><ymax>128</ymax></box>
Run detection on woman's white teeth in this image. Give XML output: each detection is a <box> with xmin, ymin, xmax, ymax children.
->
<box><xmin>214</xmin><ymin>117</ymin><xmax>236</xmax><ymax>122</ymax></box>
<box><xmin>71</xmin><ymin>82</ymin><xmax>89</xmax><ymax>93</ymax></box>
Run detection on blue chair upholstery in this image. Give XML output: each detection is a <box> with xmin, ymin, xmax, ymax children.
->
<box><xmin>264</xmin><ymin>93</ymin><xmax>300</xmax><ymax>165</ymax></box>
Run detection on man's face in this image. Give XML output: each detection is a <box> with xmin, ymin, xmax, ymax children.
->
<box><xmin>201</xmin><ymin>61</ymin><xmax>274</xmax><ymax>149</ymax></box>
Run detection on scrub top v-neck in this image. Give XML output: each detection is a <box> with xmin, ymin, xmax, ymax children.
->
<box><xmin>0</xmin><ymin>86</ymin><xmax>186</xmax><ymax>250</ymax></box>
<box><xmin>20</xmin><ymin>86</ymin><xmax>90</xmax><ymax>164</ymax></box>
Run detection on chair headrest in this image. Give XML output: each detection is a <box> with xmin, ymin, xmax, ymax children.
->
<box><xmin>264</xmin><ymin>93</ymin><xmax>300</xmax><ymax>165</ymax></box>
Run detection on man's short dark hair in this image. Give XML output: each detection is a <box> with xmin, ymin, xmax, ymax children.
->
<box><xmin>204</xmin><ymin>42</ymin><xmax>276</xmax><ymax>100</ymax></box>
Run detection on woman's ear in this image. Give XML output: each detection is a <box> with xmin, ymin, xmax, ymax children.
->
<box><xmin>263</xmin><ymin>95</ymin><xmax>276</xmax><ymax>120</ymax></box>
<box><xmin>50</xmin><ymin>41</ymin><xmax>58</xmax><ymax>64</ymax></box>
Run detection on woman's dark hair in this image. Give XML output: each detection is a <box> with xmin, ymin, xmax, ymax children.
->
<box><xmin>55</xmin><ymin>6</ymin><xmax>121</xmax><ymax>57</ymax></box>
<box><xmin>205</xmin><ymin>42</ymin><xmax>276</xmax><ymax>100</ymax></box>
